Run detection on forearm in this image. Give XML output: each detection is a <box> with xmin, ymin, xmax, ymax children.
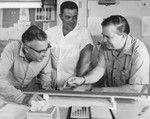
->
<box><xmin>84</xmin><ymin>66</ymin><xmax>105</xmax><ymax>84</ymax></box>
<box><xmin>76</xmin><ymin>44</ymin><xmax>93</xmax><ymax>77</ymax></box>
<box><xmin>84</xmin><ymin>54</ymin><xmax>105</xmax><ymax>84</ymax></box>
<box><xmin>77</xmin><ymin>61</ymin><xmax>91</xmax><ymax>77</ymax></box>
<box><xmin>0</xmin><ymin>77</ymin><xmax>26</xmax><ymax>104</ymax></box>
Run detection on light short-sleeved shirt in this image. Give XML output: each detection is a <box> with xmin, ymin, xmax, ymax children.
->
<box><xmin>45</xmin><ymin>24</ymin><xmax>94</xmax><ymax>88</ymax></box>
<box><xmin>0</xmin><ymin>41</ymin><xmax>52</xmax><ymax>103</ymax></box>
<box><xmin>101</xmin><ymin>35</ymin><xmax>149</xmax><ymax>87</ymax></box>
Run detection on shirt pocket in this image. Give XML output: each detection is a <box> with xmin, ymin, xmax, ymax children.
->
<box><xmin>51</xmin><ymin>47</ymin><xmax>59</xmax><ymax>59</ymax></box>
<box><xmin>121</xmin><ymin>69</ymin><xmax>130</xmax><ymax>84</ymax></box>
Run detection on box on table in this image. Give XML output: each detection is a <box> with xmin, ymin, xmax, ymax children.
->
<box><xmin>26</xmin><ymin>106</ymin><xmax>58</xmax><ymax>119</ymax></box>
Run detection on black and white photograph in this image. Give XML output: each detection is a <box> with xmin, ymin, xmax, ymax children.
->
<box><xmin>0</xmin><ymin>0</ymin><xmax>150</xmax><ymax>119</ymax></box>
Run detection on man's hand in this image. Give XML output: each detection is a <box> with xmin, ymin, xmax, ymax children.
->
<box><xmin>22</xmin><ymin>94</ymin><xmax>44</xmax><ymax>106</ymax></box>
<box><xmin>65</xmin><ymin>76</ymin><xmax>86</xmax><ymax>87</ymax></box>
<box><xmin>73</xmin><ymin>85</ymin><xmax>92</xmax><ymax>92</ymax></box>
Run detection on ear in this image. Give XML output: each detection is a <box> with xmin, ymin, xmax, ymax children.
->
<box><xmin>59</xmin><ymin>14</ymin><xmax>62</xmax><ymax>20</ymax></box>
<box><xmin>120</xmin><ymin>34</ymin><xmax>127</xmax><ymax>43</ymax></box>
<box><xmin>23</xmin><ymin>46</ymin><xmax>28</xmax><ymax>53</ymax></box>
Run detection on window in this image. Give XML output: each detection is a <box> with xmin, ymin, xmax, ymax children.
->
<box><xmin>35</xmin><ymin>6</ymin><xmax>56</xmax><ymax>21</ymax></box>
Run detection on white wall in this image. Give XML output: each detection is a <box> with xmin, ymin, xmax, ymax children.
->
<box><xmin>0</xmin><ymin>9</ymin><xmax>2</xmax><ymax>28</ymax></box>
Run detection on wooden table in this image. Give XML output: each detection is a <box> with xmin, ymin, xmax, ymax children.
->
<box><xmin>1</xmin><ymin>97</ymin><xmax>150</xmax><ymax>119</ymax></box>
<box><xmin>23</xmin><ymin>90</ymin><xmax>150</xmax><ymax>119</ymax></box>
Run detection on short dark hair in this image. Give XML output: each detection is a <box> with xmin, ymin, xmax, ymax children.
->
<box><xmin>101</xmin><ymin>15</ymin><xmax>130</xmax><ymax>35</ymax></box>
<box><xmin>60</xmin><ymin>1</ymin><xmax>78</xmax><ymax>14</ymax></box>
<box><xmin>22</xmin><ymin>25</ymin><xmax>47</xmax><ymax>43</ymax></box>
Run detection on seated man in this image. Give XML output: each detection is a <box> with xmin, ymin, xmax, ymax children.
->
<box><xmin>66</xmin><ymin>15</ymin><xmax>149</xmax><ymax>93</ymax></box>
<box><xmin>0</xmin><ymin>25</ymin><xmax>52</xmax><ymax>106</ymax></box>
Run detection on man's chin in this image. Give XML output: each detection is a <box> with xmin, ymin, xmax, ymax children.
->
<box><xmin>101</xmin><ymin>44</ymin><xmax>112</xmax><ymax>50</ymax></box>
<box><xmin>69</xmin><ymin>26</ymin><xmax>75</xmax><ymax>31</ymax></box>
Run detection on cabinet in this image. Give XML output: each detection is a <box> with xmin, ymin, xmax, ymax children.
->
<box><xmin>35</xmin><ymin>6</ymin><xmax>56</xmax><ymax>22</ymax></box>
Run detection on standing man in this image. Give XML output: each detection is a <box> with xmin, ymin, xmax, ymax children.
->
<box><xmin>45</xmin><ymin>1</ymin><xmax>94</xmax><ymax>89</ymax></box>
<box><xmin>0</xmin><ymin>25</ymin><xmax>52</xmax><ymax>106</ymax></box>
<box><xmin>66</xmin><ymin>15</ymin><xmax>149</xmax><ymax>93</ymax></box>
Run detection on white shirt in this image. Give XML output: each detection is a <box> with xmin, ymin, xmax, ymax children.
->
<box><xmin>45</xmin><ymin>24</ymin><xmax>94</xmax><ymax>88</ymax></box>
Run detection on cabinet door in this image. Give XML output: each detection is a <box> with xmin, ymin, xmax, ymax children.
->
<box><xmin>35</xmin><ymin>6</ymin><xmax>56</xmax><ymax>22</ymax></box>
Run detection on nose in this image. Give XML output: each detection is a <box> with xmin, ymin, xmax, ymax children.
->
<box><xmin>40</xmin><ymin>51</ymin><xmax>46</xmax><ymax>57</ymax></box>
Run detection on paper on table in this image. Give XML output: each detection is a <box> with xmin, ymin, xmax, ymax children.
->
<box><xmin>0</xmin><ymin>103</ymin><xmax>29</xmax><ymax>119</ymax></box>
<box><xmin>48</xmin><ymin>96</ymin><xmax>112</xmax><ymax>108</ymax></box>
<box><xmin>30</xmin><ymin>100</ymin><xmax>49</xmax><ymax>112</ymax></box>
<box><xmin>91</xmin><ymin>106</ymin><xmax>112</xmax><ymax>119</ymax></box>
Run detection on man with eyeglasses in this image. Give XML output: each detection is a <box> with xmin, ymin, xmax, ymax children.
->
<box><xmin>0</xmin><ymin>25</ymin><xmax>52</xmax><ymax>106</ymax></box>
<box><xmin>45</xmin><ymin>1</ymin><xmax>94</xmax><ymax>90</ymax></box>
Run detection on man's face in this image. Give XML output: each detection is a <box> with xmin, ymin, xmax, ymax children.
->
<box><xmin>60</xmin><ymin>8</ymin><xmax>78</xmax><ymax>32</ymax></box>
<box><xmin>101</xmin><ymin>24</ymin><xmax>124</xmax><ymax>50</ymax></box>
<box><xmin>24</xmin><ymin>40</ymin><xmax>50</xmax><ymax>62</ymax></box>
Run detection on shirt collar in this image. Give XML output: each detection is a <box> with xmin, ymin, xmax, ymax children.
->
<box><xmin>19</xmin><ymin>43</ymin><xmax>28</xmax><ymax>61</ymax></box>
<box><xmin>121</xmin><ymin>35</ymin><xmax>136</xmax><ymax>55</ymax></box>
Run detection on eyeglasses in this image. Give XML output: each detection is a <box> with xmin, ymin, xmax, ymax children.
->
<box><xmin>25</xmin><ymin>43</ymin><xmax>51</xmax><ymax>54</ymax></box>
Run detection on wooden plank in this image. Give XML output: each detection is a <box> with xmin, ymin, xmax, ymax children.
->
<box><xmin>23</xmin><ymin>90</ymin><xmax>149</xmax><ymax>100</ymax></box>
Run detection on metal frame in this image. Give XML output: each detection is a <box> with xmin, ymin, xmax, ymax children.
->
<box><xmin>23</xmin><ymin>90</ymin><xmax>150</xmax><ymax>110</ymax></box>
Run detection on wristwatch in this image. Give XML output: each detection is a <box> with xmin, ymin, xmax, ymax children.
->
<box><xmin>82</xmin><ymin>76</ymin><xmax>86</xmax><ymax>85</ymax></box>
<box><xmin>22</xmin><ymin>95</ymin><xmax>32</xmax><ymax>106</ymax></box>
